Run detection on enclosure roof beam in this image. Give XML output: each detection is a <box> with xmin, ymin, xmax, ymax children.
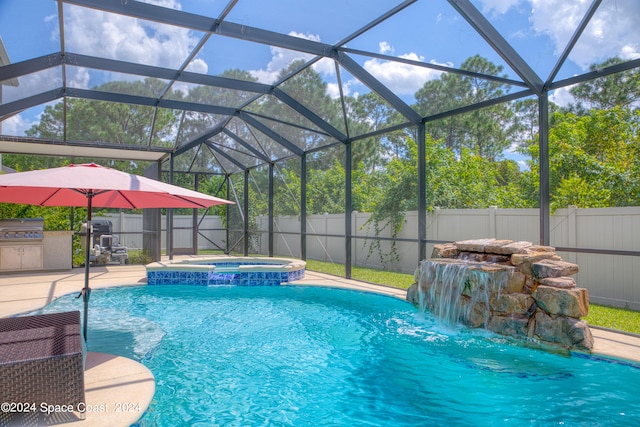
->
<box><xmin>238</xmin><ymin>111</ymin><xmax>304</xmax><ymax>157</ymax></box>
<box><xmin>66</xmin><ymin>53</ymin><xmax>271</xmax><ymax>95</ymax></box>
<box><xmin>349</xmin><ymin>120</ymin><xmax>414</xmax><ymax>144</ymax></box>
<box><xmin>335</xmin><ymin>51</ymin><xmax>422</xmax><ymax>124</ymax></box>
<box><xmin>0</xmin><ymin>51</ymin><xmax>271</xmax><ymax>98</ymax></box>
<box><xmin>0</xmin><ymin>53</ymin><xmax>63</xmax><ymax>82</ymax></box>
<box><xmin>272</xmin><ymin>88</ymin><xmax>347</xmax><ymax>143</ymax></box>
<box><xmin>243</xmin><ymin>110</ymin><xmax>331</xmax><ymax>138</ymax></box>
<box><xmin>340</xmin><ymin>47</ymin><xmax>528</xmax><ymax>88</ymax></box>
<box><xmin>174</xmin><ymin>126</ymin><xmax>225</xmax><ymax>157</ymax></box>
<box><xmin>423</xmin><ymin>88</ymin><xmax>534</xmax><ymax>123</ymax></box>
<box><xmin>62</xmin><ymin>0</ymin><xmax>217</xmax><ymax>32</ymax></box>
<box><xmin>447</xmin><ymin>0</ymin><xmax>544</xmax><ymax>94</ymax></box>
<box><xmin>215</xmin><ymin>21</ymin><xmax>332</xmax><ymax>57</ymax></box>
<box><xmin>205</xmin><ymin>140</ymin><xmax>248</xmax><ymax>171</ymax></box>
<box><xmin>210</xmin><ymin>138</ymin><xmax>266</xmax><ymax>166</ymax></box>
<box><xmin>550</xmin><ymin>58</ymin><xmax>640</xmax><ymax>91</ymax></box>
<box><xmin>0</xmin><ymin>89</ymin><xmax>65</xmax><ymax>118</ymax></box>
<box><xmin>222</xmin><ymin>128</ymin><xmax>271</xmax><ymax>164</ymax></box>
<box><xmin>65</xmin><ymin>88</ymin><xmax>237</xmax><ymax>116</ymax></box>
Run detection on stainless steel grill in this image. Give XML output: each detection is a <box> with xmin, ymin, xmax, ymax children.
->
<box><xmin>0</xmin><ymin>218</ymin><xmax>44</xmax><ymax>241</ymax></box>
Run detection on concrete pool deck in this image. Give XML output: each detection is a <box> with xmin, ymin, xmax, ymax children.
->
<box><xmin>1</xmin><ymin>256</ymin><xmax>639</xmax><ymax>425</ymax></box>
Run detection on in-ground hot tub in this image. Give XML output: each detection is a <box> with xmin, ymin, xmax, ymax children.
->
<box><xmin>146</xmin><ymin>257</ymin><xmax>306</xmax><ymax>286</ymax></box>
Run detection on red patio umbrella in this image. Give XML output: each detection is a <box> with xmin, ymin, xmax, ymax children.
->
<box><xmin>0</xmin><ymin>163</ymin><xmax>234</xmax><ymax>340</ymax></box>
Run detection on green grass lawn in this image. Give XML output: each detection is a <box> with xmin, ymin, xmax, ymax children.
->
<box><xmin>304</xmin><ymin>259</ymin><xmax>640</xmax><ymax>335</ymax></box>
<box><xmin>585</xmin><ymin>304</ymin><xmax>640</xmax><ymax>335</ymax></box>
<box><xmin>304</xmin><ymin>259</ymin><xmax>415</xmax><ymax>289</ymax></box>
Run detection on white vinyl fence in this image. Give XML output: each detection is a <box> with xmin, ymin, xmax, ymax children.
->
<box><xmin>95</xmin><ymin>212</ymin><xmax>226</xmax><ymax>253</ymax></box>
<box><xmin>98</xmin><ymin>206</ymin><xmax>640</xmax><ymax>309</ymax></box>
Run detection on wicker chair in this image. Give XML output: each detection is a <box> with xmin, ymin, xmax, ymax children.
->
<box><xmin>0</xmin><ymin>311</ymin><xmax>86</xmax><ymax>424</ymax></box>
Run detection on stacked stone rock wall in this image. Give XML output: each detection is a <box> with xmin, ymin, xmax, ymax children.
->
<box><xmin>407</xmin><ymin>238</ymin><xmax>593</xmax><ymax>351</ymax></box>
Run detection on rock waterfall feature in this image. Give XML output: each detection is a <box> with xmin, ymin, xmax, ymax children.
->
<box><xmin>407</xmin><ymin>239</ymin><xmax>593</xmax><ymax>351</ymax></box>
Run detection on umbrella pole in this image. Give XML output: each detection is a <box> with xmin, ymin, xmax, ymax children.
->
<box><xmin>82</xmin><ymin>192</ymin><xmax>93</xmax><ymax>342</ymax></box>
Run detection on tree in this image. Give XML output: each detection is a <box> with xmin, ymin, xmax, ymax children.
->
<box><xmin>523</xmin><ymin>108</ymin><xmax>640</xmax><ymax>210</ymax></box>
<box><xmin>178</xmin><ymin>69</ymin><xmax>260</xmax><ymax>155</ymax></box>
<box><xmin>569</xmin><ymin>57</ymin><xmax>640</xmax><ymax>112</ymax></box>
<box><xmin>27</xmin><ymin>79</ymin><xmax>179</xmax><ymax>150</ymax></box>
<box><xmin>2</xmin><ymin>152</ymin><xmax>69</xmax><ymax>172</ymax></box>
<box><xmin>415</xmin><ymin>55</ymin><xmax>514</xmax><ymax>160</ymax></box>
<box><xmin>343</xmin><ymin>92</ymin><xmax>404</xmax><ymax>172</ymax></box>
<box><xmin>20</xmin><ymin>78</ymin><xmax>181</xmax><ymax>174</ymax></box>
<box><xmin>510</xmin><ymin>98</ymin><xmax>560</xmax><ymax>150</ymax></box>
<box><xmin>256</xmin><ymin>60</ymin><xmax>343</xmax><ymax>167</ymax></box>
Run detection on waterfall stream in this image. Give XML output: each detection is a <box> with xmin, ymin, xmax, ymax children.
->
<box><xmin>417</xmin><ymin>260</ymin><xmax>511</xmax><ymax>328</ymax></box>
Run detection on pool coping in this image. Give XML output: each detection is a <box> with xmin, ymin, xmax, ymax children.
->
<box><xmin>1</xmin><ymin>256</ymin><xmax>639</xmax><ymax>426</ymax></box>
<box><xmin>146</xmin><ymin>256</ymin><xmax>306</xmax><ymax>271</ymax></box>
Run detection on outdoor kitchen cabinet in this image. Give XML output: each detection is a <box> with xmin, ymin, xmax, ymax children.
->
<box><xmin>0</xmin><ymin>244</ymin><xmax>43</xmax><ymax>271</ymax></box>
<box><xmin>0</xmin><ymin>218</ymin><xmax>45</xmax><ymax>272</ymax></box>
<box><xmin>0</xmin><ymin>219</ymin><xmax>70</xmax><ymax>272</ymax></box>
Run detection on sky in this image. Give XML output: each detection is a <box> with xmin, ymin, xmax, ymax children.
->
<box><xmin>1</xmin><ymin>0</ymin><xmax>639</xmax><ymax>149</ymax></box>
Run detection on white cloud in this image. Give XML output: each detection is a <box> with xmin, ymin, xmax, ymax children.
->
<box><xmin>326</xmin><ymin>82</ymin><xmax>341</xmax><ymax>99</ymax></box>
<box><xmin>530</xmin><ymin>0</ymin><xmax>640</xmax><ymax>69</ymax></box>
<box><xmin>311</xmin><ymin>57</ymin><xmax>336</xmax><ymax>79</ymax></box>
<box><xmin>0</xmin><ymin>100</ymin><xmax>64</xmax><ymax>136</ymax></box>
<box><xmin>362</xmin><ymin>52</ymin><xmax>449</xmax><ymax>95</ymax></box>
<box><xmin>1</xmin><ymin>69</ymin><xmax>63</xmax><ymax>104</ymax></box>
<box><xmin>0</xmin><ymin>113</ymin><xmax>36</xmax><ymax>136</ymax></box>
<box><xmin>326</xmin><ymin>81</ymin><xmax>361</xmax><ymax>100</ymax></box>
<box><xmin>67</xmin><ymin>67</ymin><xmax>90</xmax><ymax>89</ymax></box>
<box><xmin>64</xmin><ymin>5</ymin><xmax>200</xmax><ymax>70</ymax></box>
<box><xmin>185</xmin><ymin>58</ymin><xmax>208</xmax><ymax>74</ymax></box>
<box><xmin>249</xmin><ymin>32</ymin><xmax>320</xmax><ymax>84</ymax></box>
<box><xmin>249</xmin><ymin>43</ymin><xmax>305</xmax><ymax>84</ymax></box>
<box><xmin>379</xmin><ymin>41</ymin><xmax>394</xmax><ymax>55</ymax></box>
<box><xmin>140</xmin><ymin>0</ymin><xmax>182</xmax><ymax>8</ymax></box>
<box><xmin>549</xmin><ymin>85</ymin><xmax>575</xmax><ymax>108</ymax></box>
<box><xmin>620</xmin><ymin>44</ymin><xmax>640</xmax><ymax>60</ymax></box>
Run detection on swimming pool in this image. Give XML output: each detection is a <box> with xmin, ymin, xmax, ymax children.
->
<box><xmin>35</xmin><ymin>285</ymin><xmax>640</xmax><ymax>426</ymax></box>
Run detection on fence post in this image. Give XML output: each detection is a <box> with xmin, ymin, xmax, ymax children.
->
<box><xmin>567</xmin><ymin>205</ymin><xmax>578</xmax><ymax>263</ymax></box>
<box><xmin>324</xmin><ymin>213</ymin><xmax>329</xmax><ymax>262</ymax></box>
<box><xmin>431</xmin><ymin>207</ymin><xmax>440</xmax><ymax>241</ymax></box>
<box><xmin>568</xmin><ymin>206</ymin><xmax>577</xmax><ymax>246</ymax></box>
<box><xmin>489</xmin><ymin>206</ymin><xmax>497</xmax><ymax>238</ymax></box>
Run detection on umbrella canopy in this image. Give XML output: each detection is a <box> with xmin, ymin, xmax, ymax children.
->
<box><xmin>0</xmin><ymin>162</ymin><xmax>232</xmax><ymax>209</ymax></box>
<box><xmin>0</xmin><ymin>163</ymin><xmax>234</xmax><ymax>340</ymax></box>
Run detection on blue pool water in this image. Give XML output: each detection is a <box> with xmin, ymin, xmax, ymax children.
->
<box><xmin>36</xmin><ymin>285</ymin><xmax>640</xmax><ymax>426</ymax></box>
